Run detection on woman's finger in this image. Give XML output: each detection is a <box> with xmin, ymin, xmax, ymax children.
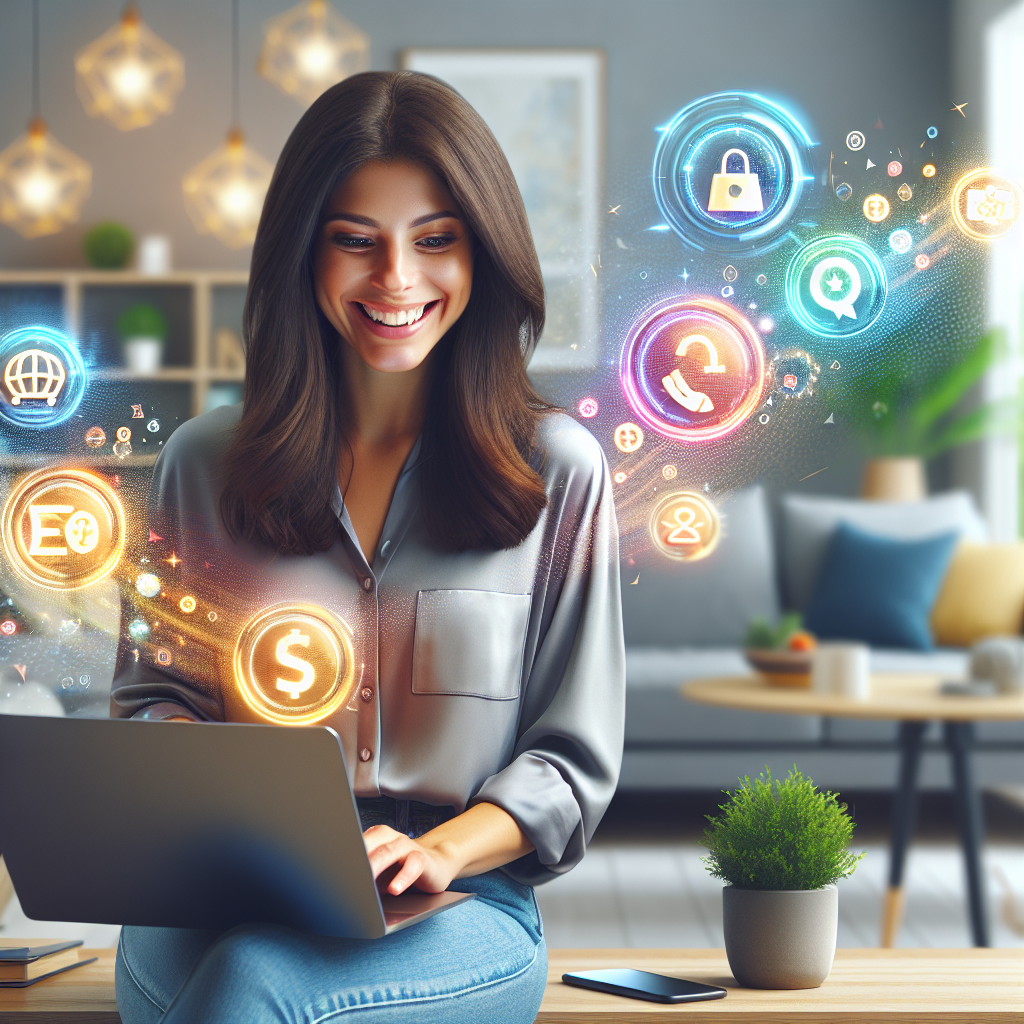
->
<box><xmin>387</xmin><ymin>848</ymin><xmax>427</xmax><ymax>895</ymax></box>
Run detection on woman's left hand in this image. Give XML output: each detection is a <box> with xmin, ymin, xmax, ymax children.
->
<box><xmin>363</xmin><ymin>825</ymin><xmax>458</xmax><ymax>895</ymax></box>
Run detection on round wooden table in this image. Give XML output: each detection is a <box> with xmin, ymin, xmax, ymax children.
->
<box><xmin>682</xmin><ymin>673</ymin><xmax>1024</xmax><ymax>948</ymax></box>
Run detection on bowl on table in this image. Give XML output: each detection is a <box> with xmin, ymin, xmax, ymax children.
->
<box><xmin>744</xmin><ymin>647</ymin><xmax>813</xmax><ymax>688</ymax></box>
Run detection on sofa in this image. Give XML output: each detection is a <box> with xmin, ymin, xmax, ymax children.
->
<box><xmin>619</xmin><ymin>487</ymin><xmax>1024</xmax><ymax>791</ymax></box>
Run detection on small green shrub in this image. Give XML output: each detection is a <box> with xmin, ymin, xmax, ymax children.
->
<box><xmin>83</xmin><ymin>221</ymin><xmax>134</xmax><ymax>269</ymax></box>
<box><xmin>117</xmin><ymin>303</ymin><xmax>168</xmax><ymax>341</ymax></box>
<box><xmin>702</xmin><ymin>767</ymin><xmax>864</xmax><ymax>891</ymax></box>
<box><xmin>743</xmin><ymin>611</ymin><xmax>802</xmax><ymax>649</ymax></box>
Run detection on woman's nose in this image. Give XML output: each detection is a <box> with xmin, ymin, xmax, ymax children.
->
<box><xmin>373</xmin><ymin>241</ymin><xmax>412</xmax><ymax>293</ymax></box>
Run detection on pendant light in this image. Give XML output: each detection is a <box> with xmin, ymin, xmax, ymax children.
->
<box><xmin>258</xmin><ymin>0</ymin><xmax>369</xmax><ymax>106</ymax></box>
<box><xmin>0</xmin><ymin>1</ymin><xmax>91</xmax><ymax>239</ymax></box>
<box><xmin>75</xmin><ymin>3</ymin><xmax>185</xmax><ymax>131</ymax></box>
<box><xmin>182</xmin><ymin>0</ymin><xmax>272</xmax><ymax>249</ymax></box>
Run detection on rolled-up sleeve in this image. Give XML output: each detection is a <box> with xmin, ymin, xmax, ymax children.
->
<box><xmin>471</xmin><ymin>431</ymin><xmax>625</xmax><ymax>885</ymax></box>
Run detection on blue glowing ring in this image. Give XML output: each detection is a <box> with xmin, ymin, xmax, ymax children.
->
<box><xmin>0</xmin><ymin>326</ymin><xmax>87</xmax><ymax>428</ymax></box>
<box><xmin>653</xmin><ymin>91</ymin><xmax>816</xmax><ymax>254</ymax></box>
<box><xmin>784</xmin><ymin>235</ymin><xmax>887</xmax><ymax>339</ymax></box>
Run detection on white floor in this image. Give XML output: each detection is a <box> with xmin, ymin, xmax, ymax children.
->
<box><xmin>2</xmin><ymin>843</ymin><xmax>1022</xmax><ymax>951</ymax></box>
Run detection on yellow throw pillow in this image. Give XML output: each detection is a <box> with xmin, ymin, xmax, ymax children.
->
<box><xmin>931</xmin><ymin>542</ymin><xmax>1024</xmax><ymax>647</ymax></box>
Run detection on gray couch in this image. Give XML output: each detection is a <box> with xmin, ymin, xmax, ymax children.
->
<box><xmin>619</xmin><ymin>487</ymin><xmax>1024</xmax><ymax>791</ymax></box>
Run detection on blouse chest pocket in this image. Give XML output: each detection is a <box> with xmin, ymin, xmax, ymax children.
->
<box><xmin>411</xmin><ymin>589</ymin><xmax>532</xmax><ymax>700</ymax></box>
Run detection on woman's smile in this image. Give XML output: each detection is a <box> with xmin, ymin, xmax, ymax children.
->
<box><xmin>353</xmin><ymin>298</ymin><xmax>441</xmax><ymax>337</ymax></box>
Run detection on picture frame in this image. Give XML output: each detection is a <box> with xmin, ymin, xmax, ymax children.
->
<box><xmin>400</xmin><ymin>48</ymin><xmax>605</xmax><ymax>370</ymax></box>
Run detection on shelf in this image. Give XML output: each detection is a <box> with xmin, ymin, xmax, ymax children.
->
<box><xmin>90</xmin><ymin>367</ymin><xmax>245</xmax><ymax>382</ymax></box>
<box><xmin>0</xmin><ymin>269</ymin><xmax>249</xmax><ymax>286</ymax></box>
<box><xmin>0</xmin><ymin>453</ymin><xmax>160</xmax><ymax>470</ymax></box>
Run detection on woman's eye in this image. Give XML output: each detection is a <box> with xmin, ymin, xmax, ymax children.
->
<box><xmin>332</xmin><ymin>234</ymin><xmax>374</xmax><ymax>249</ymax></box>
<box><xmin>416</xmin><ymin>234</ymin><xmax>457</xmax><ymax>250</ymax></box>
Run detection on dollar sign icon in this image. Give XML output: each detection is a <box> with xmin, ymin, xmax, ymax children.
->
<box><xmin>275</xmin><ymin>627</ymin><xmax>315</xmax><ymax>700</ymax></box>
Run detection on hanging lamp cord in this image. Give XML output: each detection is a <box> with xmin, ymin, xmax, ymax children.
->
<box><xmin>231</xmin><ymin>0</ymin><xmax>241</xmax><ymax>131</ymax></box>
<box><xmin>31</xmin><ymin>0</ymin><xmax>40</xmax><ymax>120</ymax></box>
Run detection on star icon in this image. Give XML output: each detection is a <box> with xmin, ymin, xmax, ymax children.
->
<box><xmin>607</xmin><ymin>204</ymin><xmax>621</xmax><ymax>215</ymax></box>
<box><xmin>826</xmin><ymin>272</ymin><xmax>846</xmax><ymax>292</ymax></box>
<box><xmin>951</xmin><ymin>101</ymin><xmax>968</xmax><ymax>117</ymax></box>
<box><xmin>164</xmin><ymin>551</ymin><xmax>181</xmax><ymax>568</ymax></box>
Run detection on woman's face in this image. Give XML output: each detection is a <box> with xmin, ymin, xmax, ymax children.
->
<box><xmin>314</xmin><ymin>159</ymin><xmax>474</xmax><ymax>374</ymax></box>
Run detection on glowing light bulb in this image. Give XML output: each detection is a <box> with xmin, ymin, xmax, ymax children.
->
<box><xmin>296</xmin><ymin>37</ymin><xmax>334</xmax><ymax>76</ymax></box>
<box><xmin>16</xmin><ymin>168</ymin><xmax>59</xmax><ymax>214</ymax></box>
<box><xmin>109</xmin><ymin>57</ymin><xmax>153</xmax><ymax>103</ymax></box>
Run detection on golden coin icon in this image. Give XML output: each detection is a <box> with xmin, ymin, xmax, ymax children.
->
<box><xmin>233</xmin><ymin>603</ymin><xmax>355</xmax><ymax>725</ymax></box>
<box><xmin>613</xmin><ymin>422</ymin><xmax>645</xmax><ymax>454</ymax></box>
<box><xmin>649</xmin><ymin>491</ymin><xmax>720</xmax><ymax>562</ymax></box>
<box><xmin>862</xmin><ymin>194</ymin><xmax>890</xmax><ymax>223</ymax></box>
<box><xmin>1</xmin><ymin>468</ymin><xmax>126</xmax><ymax>590</ymax></box>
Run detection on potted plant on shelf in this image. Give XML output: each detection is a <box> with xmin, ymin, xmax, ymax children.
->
<box><xmin>117</xmin><ymin>303</ymin><xmax>168</xmax><ymax>374</ymax></box>
<box><xmin>703</xmin><ymin>767</ymin><xmax>863</xmax><ymax>990</ymax></box>
<box><xmin>824</xmin><ymin>326</ymin><xmax>1017</xmax><ymax>501</ymax></box>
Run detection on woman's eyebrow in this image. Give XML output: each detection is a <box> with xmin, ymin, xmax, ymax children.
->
<box><xmin>323</xmin><ymin>212</ymin><xmax>377</xmax><ymax>227</ymax></box>
<box><xmin>410</xmin><ymin>210</ymin><xmax>460</xmax><ymax>227</ymax></box>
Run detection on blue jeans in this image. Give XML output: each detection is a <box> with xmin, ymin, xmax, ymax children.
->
<box><xmin>115</xmin><ymin>799</ymin><xmax>547</xmax><ymax>1024</ymax></box>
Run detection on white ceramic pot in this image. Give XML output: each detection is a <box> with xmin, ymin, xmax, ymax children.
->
<box><xmin>723</xmin><ymin>884</ymin><xmax>837</xmax><ymax>989</ymax></box>
<box><xmin>123</xmin><ymin>337</ymin><xmax>164</xmax><ymax>374</ymax></box>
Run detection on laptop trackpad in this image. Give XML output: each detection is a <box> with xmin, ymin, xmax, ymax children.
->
<box><xmin>381</xmin><ymin>890</ymin><xmax>476</xmax><ymax>933</ymax></box>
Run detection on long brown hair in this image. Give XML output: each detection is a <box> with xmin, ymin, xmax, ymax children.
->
<box><xmin>219</xmin><ymin>71</ymin><xmax>552</xmax><ymax>555</ymax></box>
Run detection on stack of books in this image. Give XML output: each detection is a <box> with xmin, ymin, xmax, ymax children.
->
<box><xmin>0</xmin><ymin>939</ymin><xmax>93</xmax><ymax>987</ymax></box>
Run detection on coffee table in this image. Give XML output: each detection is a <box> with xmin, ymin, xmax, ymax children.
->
<box><xmin>681</xmin><ymin>673</ymin><xmax>1024</xmax><ymax>948</ymax></box>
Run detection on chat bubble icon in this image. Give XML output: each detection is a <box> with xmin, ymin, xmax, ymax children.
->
<box><xmin>809</xmin><ymin>256</ymin><xmax>861</xmax><ymax>320</ymax></box>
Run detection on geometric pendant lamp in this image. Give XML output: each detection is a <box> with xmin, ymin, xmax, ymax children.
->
<box><xmin>0</xmin><ymin>2</ymin><xmax>91</xmax><ymax>238</ymax></box>
<box><xmin>258</xmin><ymin>0</ymin><xmax>369</xmax><ymax>106</ymax></box>
<box><xmin>182</xmin><ymin>0</ymin><xmax>273</xmax><ymax>249</ymax></box>
<box><xmin>75</xmin><ymin>3</ymin><xmax>185</xmax><ymax>131</ymax></box>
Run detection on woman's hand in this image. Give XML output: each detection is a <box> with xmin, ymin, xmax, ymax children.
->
<box><xmin>363</xmin><ymin>801</ymin><xmax>535</xmax><ymax>895</ymax></box>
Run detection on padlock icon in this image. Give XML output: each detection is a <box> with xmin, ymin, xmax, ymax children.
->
<box><xmin>707</xmin><ymin>148</ymin><xmax>764</xmax><ymax>213</ymax></box>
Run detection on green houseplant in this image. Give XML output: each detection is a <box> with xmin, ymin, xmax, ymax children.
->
<box><xmin>117</xmin><ymin>303</ymin><xmax>168</xmax><ymax>374</ymax></box>
<box><xmin>703</xmin><ymin>768</ymin><xmax>863</xmax><ymax>989</ymax></box>
<box><xmin>83</xmin><ymin>221</ymin><xmax>134</xmax><ymax>269</ymax></box>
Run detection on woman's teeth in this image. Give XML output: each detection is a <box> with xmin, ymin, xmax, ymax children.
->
<box><xmin>361</xmin><ymin>304</ymin><xmax>426</xmax><ymax>326</ymax></box>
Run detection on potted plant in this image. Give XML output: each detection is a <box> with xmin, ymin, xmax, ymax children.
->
<box><xmin>743</xmin><ymin>612</ymin><xmax>816</xmax><ymax>687</ymax></box>
<box><xmin>823</xmin><ymin>327</ymin><xmax>1017</xmax><ymax>501</ymax></box>
<box><xmin>117</xmin><ymin>303</ymin><xmax>168</xmax><ymax>374</ymax></box>
<box><xmin>83</xmin><ymin>221</ymin><xmax>134</xmax><ymax>269</ymax></box>
<box><xmin>703</xmin><ymin>767</ymin><xmax>863</xmax><ymax>989</ymax></box>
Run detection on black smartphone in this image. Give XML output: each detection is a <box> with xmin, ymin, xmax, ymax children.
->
<box><xmin>562</xmin><ymin>968</ymin><xmax>727</xmax><ymax>1004</ymax></box>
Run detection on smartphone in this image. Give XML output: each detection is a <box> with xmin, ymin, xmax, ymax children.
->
<box><xmin>562</xmin><ymin>968</ymin><xmax>727</xmax><ymax>1004</ymax></box>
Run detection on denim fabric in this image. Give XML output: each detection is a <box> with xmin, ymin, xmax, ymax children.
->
<box><xmin>115</xmin><ymin>801</ymin><xmax>546</xmax><ymax>1023</ymax></box>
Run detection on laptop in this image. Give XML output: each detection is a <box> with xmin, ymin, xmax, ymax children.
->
<box><xmin>0</xmin><ymin>715</ymin><xmax>473</xmax><ymax>938</ymax></box>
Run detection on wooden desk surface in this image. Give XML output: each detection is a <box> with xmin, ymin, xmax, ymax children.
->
<box><xmin>682</xmin><ymin>673</ymin><xmax>1024</xmax><ymax>721</ymax></box>
<box><xmin>2</xmin><ymin>947</ymin><xmax>1021</xmax><ymax>1023</ymax></box>
<box><xmin>539</xmin><ymin>948</ymin><xmax>1024</xmax><ymax>1022</ymax></box>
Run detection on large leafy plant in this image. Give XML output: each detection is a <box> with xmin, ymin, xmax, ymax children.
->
<box><xmin>827</xmin><ymin>326</ymin><xmax>1017</xmax><ymax>459</ymax></box>
<box><xmin>703</xmin><ymin>767</ymin><xmax>863</xmax><ymax>891</ymax></box>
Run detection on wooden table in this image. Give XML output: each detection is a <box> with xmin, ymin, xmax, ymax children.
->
<box><xmin>683</xmin><ymin>673</ymin><xmax>1024</xmax><ymax>948</ymax></box>
<box><xmin>538</xmin><ymin>948</ymin><xmax>1024</xmax><ymax>1022</ymax></box>
<box><xmin>2</xmin><ymin>948</ymin><xmax>1021</xmax><ymax>1023</ymax></box>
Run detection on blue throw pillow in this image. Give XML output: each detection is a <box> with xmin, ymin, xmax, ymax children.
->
<box><xmin>803</xmin><ymin>521</ymin><xmax>959</xmax><ymax>650</ymax></box>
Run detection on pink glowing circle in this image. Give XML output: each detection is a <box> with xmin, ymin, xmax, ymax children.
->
<box><xmin>915</xmin><ymin>253</ymin><xmax>931</xmax><ymax>270</ymax></box>
<box><xmin>619</xmin><ymin>296</ymin><xmax>766</xmax><ymax>443</ymax></box>
<box><xmin>578</xmin><ymin>397</ymin><xmax>599</xmax><ymax>418</ymax></box>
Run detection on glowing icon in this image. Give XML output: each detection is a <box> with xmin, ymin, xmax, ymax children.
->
<box><xmin>113</xmin><ymin>440</ymin><xmax>132</xmax><ymax>459</ymax></box>
<box><xmin>835</xmin><ymin>182</ymin><xmax>853</xmax><ymax>201</ymax></box>
<box><xmin>951</xmin><ymin>169</ymin><xmax>1020</xmax><ymax>240</ymax></box>
<box><xmin>116</xmin><ymin>426</ymin><xmax>131</xmax><ymax>443</ymax></box>
<box><xmin>889</xmin><ymin>229</ymin><xmax>913</xmax><ymax>254</ymax></box>
<box><xmin>135</xmin><ymin>572</ymin><xmax>161</xmax><ymax>598</ymax></box>
<box><xmin>621</xmin><ymin>297</ymin><xmax>765</xmax><ymax>443</ymax></box>
<box><xmin>85</xmin><ymin>426</ymin><xmax>106</xmax><ymax>448</ymax></box>
<box><xmin>179</xmin><ymin>595</ymin><xmax>196</xmax><ymax>613</ymax></box>
<box><xmin>721</xmin><ymin>286</ymin><xmax>734</xmax><ymax>298</ymax></box>
<box><xmin>662</xmin><ymin>335</ymin><xmax>727</xmax><ymax>414</ymax></box>
<box><xmin>4</xmin><ymin>350</ymin><xmax>65</xmax><ymax>407</ymax></box>
<box><xmin>915</xmin><ymin>254</ymin><xmax>931</xmax><ymax>270</ymax></box>
<box><xmin>707</xmin><ymin>149</ymin><xmax>764</xmax><ymax>213</ymax></box>
<box><xmin>783</xmin><ymin>374</ymin><xmax>798</xmax><ymax>389</ymax></box>
<box><xmin>578</xmin><ymin>397</ymin><xmax>599</xmax><ymax>418</ymax></box>
<box><xmin>723</xmin><ymin>265</ymin><xmax>738</xmax><ymax>283</ymax></box>
<box><xmin>846</xmin><ymin>131</ymin><xmax>865</xmax><ymax>151</ymax></box>
<box><xmin>649</xmin><ymin>491</ymin><xmax>720</xmax><ymax>562</ymax></box>
<box><xmin>923</xmin><ymin>164</ymin><xmax>936</xmax><ymax>178</ymax></box>
<box><xmin>897</xmin><ymin>183</ymin><xmax>913</xmax><ymax>202</ymax></box>
<box><xmin>758</xmin><ymin>413</ymin><xmax>770</xmax><ymax>425</ymax></box>
<box><xmin>866</xmin><ymin>159</ymin><xmax>876</xmax><ymax>170</ymax></box>
<box><xmin>614</xmin><ymin>422</ymin><xmax>645</xmax><ymax>453</ymax></box>
<box><xmin>662</xmin><ymin>465</ymin><xmax>677</xmax><ymax>480</ymax></box>
<box><xmin>887</xmin><ymin>161</ymin><xmax>902</xmax><ymax>177</ymax></box>
<box><xmin>809</xmin><ymin>257</ymin><xmax>861</xmax><ymax>320</ymax></box>
<box><xmin>1</xmin><ymin>469</ymin><xmax>126</xmax><ymax>590</ymax></box>
<box><xmin>146</xmin><ymin>418</ymin><xmax>160</xmax><ymax>432</ymax></box>
<box><xmin>756</xmin><ymin>274</ymin><xmax>767</xmax><ymax>286</ymax></box>
<box><xmin>863</xmin><ymin>194</ymin><xmax>890</xmax><ymax>222</ymax></box>
<box><xmin>128</xmin><ymin>619</ymin><xmax>150</xmax><ymax>641</ymax></box>
<box><xmin>131</xmin><ymin>404</ymin><xmax>143</xmax><ymax>418</ymax></box>
<box><xmin>233</xmin><ymin>603</ymin><xmax>356</xmax><ymax>725</ymax></box>
<box><xmin>772</xmin><ymin>350</ymin><xmax>819</xmax><ymax>398</ymax></box>
<box><xmin>208</xmin><ymin>611</ymin><xmax>218</xmax><ymax>622</ymax></box>
<box><xmin>927</xmin><ymin>126</ymin><xmax>938</xmax><ymax>139</ymax></box>
<box><xmin>155</xmin><ymin>647</ymin><xmax>173</xmax><ymax>666</ymax></box>
<box><xmin>613</xmin><ymin>471</ymin><xmax>627</xmax><ymax>485</ymax></box>
<box><xmin>785</xmin><ymin>235</ymin><xmax>887</xmax><ymax>338</ymax></box>
<box><xmin>0</xmin><ymin>620</ymin><xmax>17</xmax><ymax>636</ymax></box>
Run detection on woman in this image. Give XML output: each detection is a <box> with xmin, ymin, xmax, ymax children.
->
<box><xmin>112</xmin><ymin>71</ymin><xmax>623</xmax><ymax>1023</ymax></box>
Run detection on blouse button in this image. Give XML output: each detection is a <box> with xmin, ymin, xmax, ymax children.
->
<box><xmin>359</xmin><ymin>747</ymin><xmax>373</xmax><ymax>762</ymax></box>
<box><xmin>360</xmin><ymin>687</ymin><xmax>373</xmax><ymax>702</ymax></box>
<box><xmin>362</xmin><ymin>577</ymin><xmax>373</xmax><ymax>592</ymax></box>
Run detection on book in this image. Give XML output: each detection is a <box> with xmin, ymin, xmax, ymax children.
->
<box><xmin>0</xmin><ymin>956</ymin><xmax>96</xmax><ymax>987</ymax></box>
<box><xmin>0</xmin><ymin>946</ymin><xmax>81</xmax><ymax>981</ymax></box>
<box><xmin>0</xmin><ymin>938</ymin><xmax>82</xmax><ymax>961</ymax></box>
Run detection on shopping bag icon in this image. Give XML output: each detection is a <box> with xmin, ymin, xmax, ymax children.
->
<box><xmin>707</xmin><ymin>148</ymin><xmax>764</xmax><ymax>213</ymax></box>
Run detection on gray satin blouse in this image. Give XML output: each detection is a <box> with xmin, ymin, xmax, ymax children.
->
<box><xmin>111</xmin><ymin>404</ymin><xmax>625</xmax><ymax>885</ymax></box>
